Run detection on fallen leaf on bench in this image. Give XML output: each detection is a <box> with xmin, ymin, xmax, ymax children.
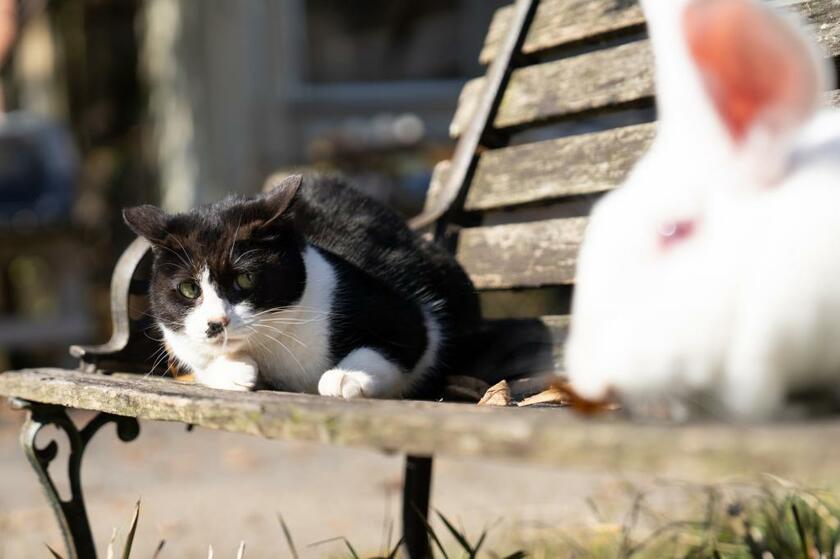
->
<box><xmin>517</xmin><ymin>384</ymin><xmax>570</xmax><ymax>407</ymax></box>
<box><xmin>519</xmin><ymin>381</ymin><xmax>619</xmax><ymax>414</ymax></box>
<box><xmin>479</xmin><ymin>380</ymin><xmax>512</xmax><ymax>406</ymax></box>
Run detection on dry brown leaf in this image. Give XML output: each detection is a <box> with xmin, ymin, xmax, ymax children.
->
<box><xmin>478</xmin><ymin>380</ymin><xmax>512</xmax><ymax>406</ymax></box>
<box><xmin>559</xmin><ymin>381</ymin><xmax>619</xmax><ymax>415</ymax></box>
<box><xmin>517</xmin><ymin>384</ymin><xmax>570</xmax><ymax>407</ymax></box>
<box><xmin>518</xmin><ymin>381</ymin><xmax>619</xmax><ymax>414</ymax></box>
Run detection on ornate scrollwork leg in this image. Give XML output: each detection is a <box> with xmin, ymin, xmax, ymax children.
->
<box><xmin>10</xmin><ymin>399</ymin><xmax>140</xmax><ymax>559</ymax></box>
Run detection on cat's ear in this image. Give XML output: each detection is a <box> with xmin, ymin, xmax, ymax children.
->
<box><xmin>260</xmin><ymin>174</ymin><xmax>302</xmax><ymax>228</ymax></box>
<box><xmin>123</xmin><ymin>205</ymin><xmax>170</xmax><ymax>244</ymax></box>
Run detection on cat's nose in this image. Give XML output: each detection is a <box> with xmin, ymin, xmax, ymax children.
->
<box><xmin>206</xmin><ymin>316</ymin><xmax>230</xmax><ymax>338</ymax></box>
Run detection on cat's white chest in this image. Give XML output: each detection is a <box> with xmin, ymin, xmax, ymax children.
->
<box><xmin>248</xmin><ymin>246</ymin><xmax>335</xmax><ymax>392</ymax></box>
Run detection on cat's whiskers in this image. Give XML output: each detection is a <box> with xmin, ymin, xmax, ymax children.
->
<box><xmin>251</xmin><ymin>317</ymin><xmax>326</xmax><ymax>326</ymax></box>
<box><xmin>170</xmin><ymin>235</ymin><xmax>197</xmax><ymax>271</ymax></box>
<box><xmin>229</xmin><ymin>210</ymin><xmax>244</xmax><ymax>262</ymax></box>
<box><xmin>157</xmin><ymin>262</ymin><xmax>190</xmax><ymax>273</ymax></box>
<box><xmin>145</xmin><ymin>346</ymin><xmax>171</xmax><ymax>379</ymax></box>
<box><xmin>142</xmin><ymin>329</ymin><xmax>167</xmax><ymax>343</ymax></box>
<box><xmin>139</xmin><ymin>310</ymin><xmax>183</xmax><ymax>324</ymax></box>
<box><xmin>247</xmin><ymin>305</ymin><xmax>331</xmax><ymax>318</ymax></box>
<box><xmin>253</xmin><ymin>330</ymin><xmax>307</xmax><ymax>375</ymax></box>
<box><xmin>156</xmin><ymin>236</ymin><xmax>194</xmax><ymax>272</ymax></box>
<box><xmin>252</xmin><ymin>322</ymin><xmax>308</xmax><ymax>347</ymax></box>
<box><xmin>233</xmin><ymin>248</ymin><xmax>261</xmax><ymax>266</ymax></box>
<box><xmin>244</xmin><ymin>326</ymin><xmax>276</xmax><ymax>357</ymax></box>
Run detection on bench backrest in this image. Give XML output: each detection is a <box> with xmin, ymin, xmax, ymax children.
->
<box><xmin>425</xmin><ymin>0</ymin><xmax>840</xmax><ymax>378</ymax></box>
<box><xmin>74</xmin><ymin>0</ymin><xmax>840</xmax><ymax>379</ymax></box>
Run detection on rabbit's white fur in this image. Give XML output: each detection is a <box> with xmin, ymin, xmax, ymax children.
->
<box><xmin>565</xmin><ymin>0</ymin><xmax>840</xmax><ymax>418</ymax></box>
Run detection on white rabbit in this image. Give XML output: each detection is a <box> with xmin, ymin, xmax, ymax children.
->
<box><xmin>565</xmin><ymin>0</ymin><xmax>840</xmax><ymax>418</ymax></box>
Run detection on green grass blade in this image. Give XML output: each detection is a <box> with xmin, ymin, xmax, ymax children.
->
<box><xmin>342</xmin><ymin>538</ymin><xmax>360</xmax><ymax>559</ymax></box>
<box><xmin>385</xmin><ymin>537</ymin><xmax>404</xmax><ymax>559</ymax></box>
<box><xmin>152</xmin><ymin>540</ymin><xmax>166</xmax><ymax>559</ymax></box>
<box><xmin>277</xmin><ymin>513</ymin><xmax>300</xmax><ymax>559</ymax></box>
<box><xmin>411</xmin><ymin>505</ymin><xmax>448</xmax><ymax>559</ymax></box>
<box><xmin>44</xmin><ymin>544</ymin><xmax>64</xmax><ymax>559</ymax></box>
<box><xmin>121</xmin><ymin>500</ymin><xmax>141</xmax><ymax>559</ymax></box>
<box><xmin>791</xmin><ymin>503</ymin><xmax>809</xmax><ymax>559</ymax></box>
<box><xmin>436</xmin><ymin>510</ymin><xmax>473</xmax><ymax>555</ymax></box>
<box><xmin>473</xmin><ymin>529</ymin><xmax>488</xmax><ymax>555</ymax></box>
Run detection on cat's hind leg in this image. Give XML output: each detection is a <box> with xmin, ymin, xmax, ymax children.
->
<box><xmin>318</xmin><ymin>348</ymin><xmax>403</xmax><ymax>399</ymax></box>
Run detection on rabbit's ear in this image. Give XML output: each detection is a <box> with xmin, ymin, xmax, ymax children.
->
<box><xmin>683</xmin><ymin>0</ymin><xmax>828</xmax><ymax>145</ymax></box>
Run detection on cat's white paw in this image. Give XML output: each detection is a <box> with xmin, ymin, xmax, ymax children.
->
<box><xmin>317</xmin><ymin>348</ymin><xmax>404</xmax><ymax>399</ymax></box>
<box><xmin>318</xmin><ymin>369</ymin><xmax>368</xmax><ymax>399</ymax></box>
<box><xmin>198</xmin><ymin>356</ymin><xmax>259</xmax><ymax>391</ymax></box>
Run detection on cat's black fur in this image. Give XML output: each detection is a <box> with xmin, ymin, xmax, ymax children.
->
<box><xmin>124</xmin><ymin>173</ymin><xmax>480</xmax><ymax>398</ymax></box>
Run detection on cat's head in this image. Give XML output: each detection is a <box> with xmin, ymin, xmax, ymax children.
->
<box><xmin>122</xmin><ymin>174</ymin><xmax>306</xmax><ymax>351</ymax></box>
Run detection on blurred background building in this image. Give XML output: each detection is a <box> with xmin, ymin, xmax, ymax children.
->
<box><xmin>0</xmin><ymin>0</ymin><xmax>506</xmax><ymax>370</ymax></box>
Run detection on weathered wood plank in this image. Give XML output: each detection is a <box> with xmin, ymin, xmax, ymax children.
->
<box><xmin>4</xmin><ymin>368</ymin><xmax>840</xmax><ymax>479</ymax></box>
<box><xmin>467</xmin><ymin>122</ymin><xmax>655</xmax><ymax>211</ymax></box>
<box><xmin>455</xmin><ymin>2</ymin><xmax>840</xmax><ymax>137</ymax></box>
<box><xmin>481</xmin><ymin>0</ymin><xmax>840</xmax><ymax>65</ymax></box>
<box><xmin>420</xmin><ymin>160</ymin><xmax>451</xmax><ymax>217</ymax></box>
<box><xmin>480</xmin><ymin>0</ymin><xmax>645</xmax><ymax>65</ymax></box>
<box><xmin>458</xmin><ymin>91</ymin><xmax>840</xmax><ymax>212</ymax></box>
<box><xmin>452</xmin><ymin>40</ymin><xmax>654</xmax><ymax>137</ymax></box>
<box><xmin>457</xmin><ymin>218</ymin><xmax>586</xmax><ymax>289</ymax></box>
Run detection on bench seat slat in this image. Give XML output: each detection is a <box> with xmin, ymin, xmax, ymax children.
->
<box><xmin>3</xmin><ymin>368</ymin><xmax>840</xmax><ymax>476</ymax></box>
<box><xmin>480</xmin><ymin>0</ymin><xmax>644</xmax><ymax>65</ymax></box>
<box><xmin>454</xmin><ymin>3</ymin><xmax>840</xmax><ymax>137</ymax></box>
<box><xmin>458</xmin><ymin>217</ymin><xmax>586</xmax><ymax>289</ymax></box>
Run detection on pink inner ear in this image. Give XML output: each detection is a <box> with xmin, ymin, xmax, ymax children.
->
<box><xmin>683</xmin><ymin>0</ymin><xmax>819</xmax><ymax>143</ymax></box>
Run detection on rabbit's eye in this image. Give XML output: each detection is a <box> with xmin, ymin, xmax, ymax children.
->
<box><xmin>659</xmin><ymin>220</ymin><xmax>696</xmax><ymax>249</ymax></box>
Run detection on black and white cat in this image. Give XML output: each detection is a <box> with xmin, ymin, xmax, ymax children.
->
<box><xmin>123</xmin><ymin>174</ymin><xmax>480</xmax><ymax>399</ymax></box>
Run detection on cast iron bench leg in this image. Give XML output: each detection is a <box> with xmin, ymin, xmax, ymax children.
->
<box><xmin>402</xmin><ymin>454</ymin><xmax>433</xmax><ymax>558</ymax></box>
<box><xmin>11</xmin><ymin>399</ymin><xmax>140</xmax><ymax>559</ymax></box>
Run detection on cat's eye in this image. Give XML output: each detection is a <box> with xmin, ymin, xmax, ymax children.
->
<box><xmin>235</xmin><ymin>272</ymin><xmax>254</xmax><ymax>290</ymax></box>
<box><xmin>178</xmin><ymin>280</ymin><xmax>201</xmax><ymax>299</ymax></box>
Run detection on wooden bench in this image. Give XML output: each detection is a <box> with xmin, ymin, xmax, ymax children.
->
<box><xmin>3</xmin><ymin>1</ymin><xmax>840</xmax><ymax>557</ymax></box>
